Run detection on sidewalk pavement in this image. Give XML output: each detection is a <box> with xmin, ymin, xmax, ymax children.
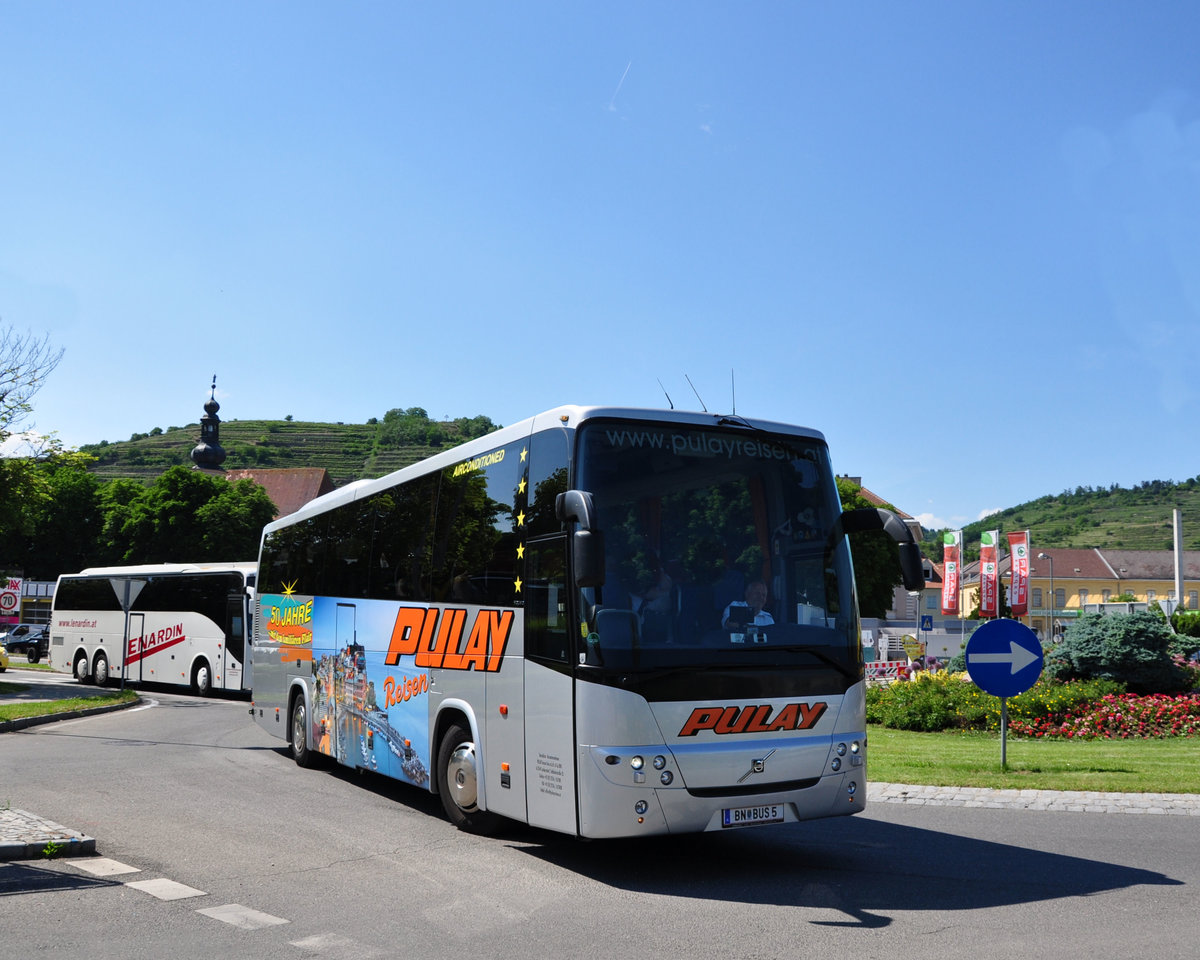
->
<box><xmin>0</xmin><ymin>809</ymin><xmax>95</xmax><ymax>861</ymax></box>
<box><xmin>868</xmin><ymin>782</ymin><xmax>1200</xmax><ymax>816</ymax></box>
<box><xmin>4</xmin><ymin>784</ymin><xmax>1198</xmax><ymax>861</ymax></box>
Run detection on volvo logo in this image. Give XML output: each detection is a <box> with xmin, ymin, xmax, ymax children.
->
<box><xmin>737</xmin><ymin>748</ymin><xmax>776</xmax><ymax>783</ymax></box>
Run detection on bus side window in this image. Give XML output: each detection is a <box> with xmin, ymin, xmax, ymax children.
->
<box><xmin>526</xmin><ymin>428</ymin><xmax>569</xmax><ymax>538</ymax></box>
<box><xmin>525</xmin><ymin>538</ymin><xmax>569</xmax><ymax>663</ymax></box>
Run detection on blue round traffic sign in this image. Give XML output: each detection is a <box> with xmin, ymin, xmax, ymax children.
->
<box><xmin>965</xmin><ymin>619</ymin><xmax>1044</xmax><ymax>698</ymax></box>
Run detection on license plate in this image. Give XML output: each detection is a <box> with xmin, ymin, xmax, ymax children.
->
<box><xmin>722</xmin><ymin>804</ymin><xmax>784</xmax><ymax>828</ymax></box>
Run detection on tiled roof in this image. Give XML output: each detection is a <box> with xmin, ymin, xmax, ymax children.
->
<box><xmin>960</xmin><ymin>547</ymin><xmax>1200</xmax><ymax>581</ymax></box>
<box><xmin>225</xmin><ymin>467</ymin><xmax>336</xmax><ymax>518</ymax></box>
<box><xmin>1101</xmin><ymin>550</ymin><xmax>1200</xmax><ymax>580</ymax></box>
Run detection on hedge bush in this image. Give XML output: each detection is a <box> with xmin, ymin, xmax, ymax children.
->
<box><xmin>866</xmin><ymin>674</ymin><xmax>1125</xmax><ymax>733</ymax></box>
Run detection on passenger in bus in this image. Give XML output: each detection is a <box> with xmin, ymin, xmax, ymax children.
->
<box><xmin>722</xmin><ymin>580</ymin><xmax>775</xmax><ymax>630</ymax></box>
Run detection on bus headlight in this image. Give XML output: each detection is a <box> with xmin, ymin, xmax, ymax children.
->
<box><xmin>630</xmin><ymin>755</ymin><xmax>644</xmax><ymax>771</ymax></box>
<box><xmin>660</xmin><ymin>770</ymin><xmax>673</xmax><ymax>785</ymax></box>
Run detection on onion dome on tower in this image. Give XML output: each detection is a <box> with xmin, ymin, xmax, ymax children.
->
<box><xmin>190</xmin><ymin>375</ymin><xmax>227</xmax><ymax>471</ymax></box>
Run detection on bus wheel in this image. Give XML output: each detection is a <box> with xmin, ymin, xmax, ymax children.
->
<box><xmin>92</xmin><ymin>654</ymin><xmax>109</xmax><ymax>687</ymax></box>
<box><xmin>290</xmin><ymin>696</ymin><xmax>317</xmax><ymax>768</ymax></box>
<box><xmin>192</xmin><ymin>659</ymin><xmax>212</xmax><ymax>697</ymax></box>
<box><xmin>74</xmin><ymin>654</ymin><xmax>90</xmax><ymax>684</ymax></box>
<box><xmin>436</xmin><ymin>722</ymin><xmax>499</xmax><ymax>834</ymax></box>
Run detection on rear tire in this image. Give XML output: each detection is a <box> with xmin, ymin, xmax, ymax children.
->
<box><xmin>436</xmin><ymin>722</ymin><xmax>500</xmax><ymax>834</ymax></box>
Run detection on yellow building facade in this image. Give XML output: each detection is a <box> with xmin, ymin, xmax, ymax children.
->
<box><xmin>958</xmin><ymin>548</ymin><xmax>1200</xmax><ymax>640</ymax></box>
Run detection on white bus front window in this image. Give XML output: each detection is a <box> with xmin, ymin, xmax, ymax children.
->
<box><xmin>576</xmin><ymin>421</ymin><xmax>858</xmax><ymax>674</ymax></box>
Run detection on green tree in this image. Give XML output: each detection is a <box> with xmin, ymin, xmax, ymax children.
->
<box><xmin>196</xmin><ymin>478</ymin><xmax>277</xmax><ymax>559</ymax></box>
<box><xmin>837</xmin><ymin>478</ymin><xmax>903</xmax><ymax>619</ymax></box>
<box><xmin>19</xmin><ymin>458</ymin><xmax>104</xmax><ymax>578</ymax></box>
<box><xmin>103</xmin><ymin>467</ymin><xmax>276</xmax><ymax>564</ymax></box>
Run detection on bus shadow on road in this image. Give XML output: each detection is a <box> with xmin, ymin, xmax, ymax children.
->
<box><xmin>516</xmin><ymin>815</ymin><xmax>1182</xmax><ymax>928</ymax></box>
<box><xmin>0</xmin><ymin>863</ymin><xmax>123</xmax><ymax>898</ymax></box>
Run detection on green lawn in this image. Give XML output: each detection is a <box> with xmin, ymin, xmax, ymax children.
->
<box><xmin>868</xmin><ymin>724</ymin><xmax>1200</xmax><ymax>793</ymax></box>
<box><xmin>0</xmin><ymin>685</ymin><xmax>139</xmax><ymax>723</ymax></box>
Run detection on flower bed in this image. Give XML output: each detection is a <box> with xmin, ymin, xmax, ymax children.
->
<box><xmin>867</xmin><ymin>671</ymin><xmax>1200</xmax><ymax>739</ymax></box>
<box><xmin>1007</xmin><ymin>693</ymin><xmax>1200</xmax><ymax>740</ymax></box>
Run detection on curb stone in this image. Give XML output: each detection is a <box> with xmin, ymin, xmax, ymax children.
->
<box><xmin>0</xmin><ymin>809</ymin><xmax>95</xmax><ymax>861</ymax></box>
<box><xmin>868</xmin><ymin>781</ymin><xmax>1200</xmax><ymax>816</ymax></box>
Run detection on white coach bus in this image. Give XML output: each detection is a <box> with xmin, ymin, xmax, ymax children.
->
<box><xmin>51</xmin><ymin>562</ymin><xmax>257</xmax><ymax>695</ymax></box>
<box><xmin>250</xmin><ymin>405</ymin><xmax>922</xmax><ymax>838</ymax></box>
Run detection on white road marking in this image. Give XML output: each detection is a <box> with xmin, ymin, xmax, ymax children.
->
<box><xmin>197</xmin><ymin>903</ymin><xmax>289</xmax><ymax>929</ymax></box>
<box><xmin>125</xmin><ymin>878</ymin><xmax>206</xmax><ymax>900</ymax></box>
<box><xmin>290</xmin><ymin>933</ymin><xmax>386</xmax><ymax>957</ymax></box>
<box><xmin>67</xmin><ymin>857</ymin><xmax>140</xmax><ymax>877</ymax></box>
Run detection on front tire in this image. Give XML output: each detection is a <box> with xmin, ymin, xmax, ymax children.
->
<box><xmin>290</xmin><ymin>695</ymin><xmax>317</xmax><ymax>768</ymax></box>
<box><xmin>74</xmin><ymin>654</ymin><xmax>91</xmax><ymax>684</ymax></box>
<box><xmin>192</xmin><ymin>659</ymin><xmax>212</xmax><ymax>696</ymax></box>
<box><xmin>436</xmin><ymin>722</ymin><xmax>500</xmax><ymax>834</ymax></box>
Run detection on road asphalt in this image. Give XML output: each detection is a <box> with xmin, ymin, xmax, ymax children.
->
<box><xmin>2</xmin><ymin>667</ymin><xmax>1199</xmax><ymax>861</ymax></box>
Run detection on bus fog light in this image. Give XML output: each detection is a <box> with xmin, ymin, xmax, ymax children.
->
<box><xmin>660</xmin><ymin>771</ymin><xmax>673</xmax><ymax>785</ymax></box>
<box><xmin>653</xmin><ymin>755</ymin><xmax>667</xmax><ymax>770</ymax></box>
<box><xmin>635</xmin><ymin>800</ymin><xmax>649</xmax><ymax>815</ymax></box>
<box><xmin>630</xmin><ymin>755</ymin><xmax>644</xmax><ymax>771</ymax></box>
<box><xmin>847</xmin><ymin>781</ymin><xmax>857</xmax><ymax>796</ymax></box>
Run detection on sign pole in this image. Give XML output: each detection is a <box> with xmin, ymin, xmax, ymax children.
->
<box><xmin>1000</xmin><ymin>697</ymin><xmax>1008</xmax><ymax>770</ymax></box>
<box><xmin>964</xmin><ymin>619</ymin><xmax>1044</xmax><ymax>775</ymax></box>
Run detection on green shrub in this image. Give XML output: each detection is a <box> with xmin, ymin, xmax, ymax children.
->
<box><xmin>1044</xmin><ymin>612</ymin><xmax>1190</xmax><ymax>693</ymax></box>
<box><xmin>867</xmin><ymin>675</ymin><xmax>1125</xmax><ymax>732</ymax></box>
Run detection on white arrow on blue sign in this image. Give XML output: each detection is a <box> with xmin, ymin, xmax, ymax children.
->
<box><xmin>965</xmin><ymin>619</ymin><xmax>1044</xmax><ymax>698</ymax></box>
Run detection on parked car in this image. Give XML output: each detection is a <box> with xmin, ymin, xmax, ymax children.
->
<box><xmin>1</xmin><ymin>623</ymin><xmax>49</xmax><ymax>663</ymax></box>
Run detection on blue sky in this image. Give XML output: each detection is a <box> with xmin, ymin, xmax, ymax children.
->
<box><xmin>3</xmin><ymin>2</ymin><xmax>1199</xmax><ymax>532</ymax></box>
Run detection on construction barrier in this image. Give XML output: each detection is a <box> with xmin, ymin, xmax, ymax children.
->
<box><xmin>865</xmin><ymin>659</ymin><xmax>908</xmax><ymax>682</ymax></box>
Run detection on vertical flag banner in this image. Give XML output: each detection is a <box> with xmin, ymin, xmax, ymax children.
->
<box><xmin>941</xmin><ymin>531</ymin><xmax>961</xmax><ymax>615</ymax></box>
<box><xmin>1008</xmin><ymin>531</ymin><xmax>1030</xmax><ymax>616</ymax></box>
<box><xmin>980</xmin><ymin>530</ymin><xmax>1000</xmax><ymax>618</ymax></box>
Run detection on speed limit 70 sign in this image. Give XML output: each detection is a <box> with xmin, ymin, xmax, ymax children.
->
<box><xmin>0</xmin><ymin>578</ymin><xmax>21</xmax><ymax>614</ymax></box>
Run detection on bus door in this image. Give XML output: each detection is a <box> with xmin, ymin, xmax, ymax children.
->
<box><xmin>522</xmin><ymin>538</ymin><xmax>578</xmax><ymax>834</ymax></box>
<box><xmin>223</xmin><ymin>595</ymin><xmax>247</xmax><ymax>691</ymax></box>
<box><xmin>126</xmin><ymin>612</ymin><xmax>145</xmax><ymax>684</ymax></box>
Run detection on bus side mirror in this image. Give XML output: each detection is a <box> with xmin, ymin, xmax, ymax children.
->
<box><xmin>839</xmin><ymin>507</ymin><xmax>925</xmax><ymax>592</ymax></box>
<box><xmin>557</xmin><ymin>490</ymin><xmax>606</xmax><ymax>587</ymax></box>
<box><xmin>897</xmin><ymin>542</ymin><xmax>925</xmax><ymax>593</ymax></box>
<box><xmin>556</xmin><ymin>490</ymin><xmax>597</xmax><ymax>530</ymax></box>
<box><xmin>573</xmin><ymin>530</ymin><xmax>606</xmax><ymax>588</ymax></box>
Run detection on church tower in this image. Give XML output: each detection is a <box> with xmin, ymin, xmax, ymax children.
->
<box><xmin>190</xmin><ymin>375</ymin><xmax>227</xmax><ymax>471</ymax></box>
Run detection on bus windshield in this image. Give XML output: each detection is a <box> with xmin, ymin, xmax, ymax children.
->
<box><xmin>576</xmin><ymin>420</ymin><xmax>860</xmax><ymax>674</ymax></box>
